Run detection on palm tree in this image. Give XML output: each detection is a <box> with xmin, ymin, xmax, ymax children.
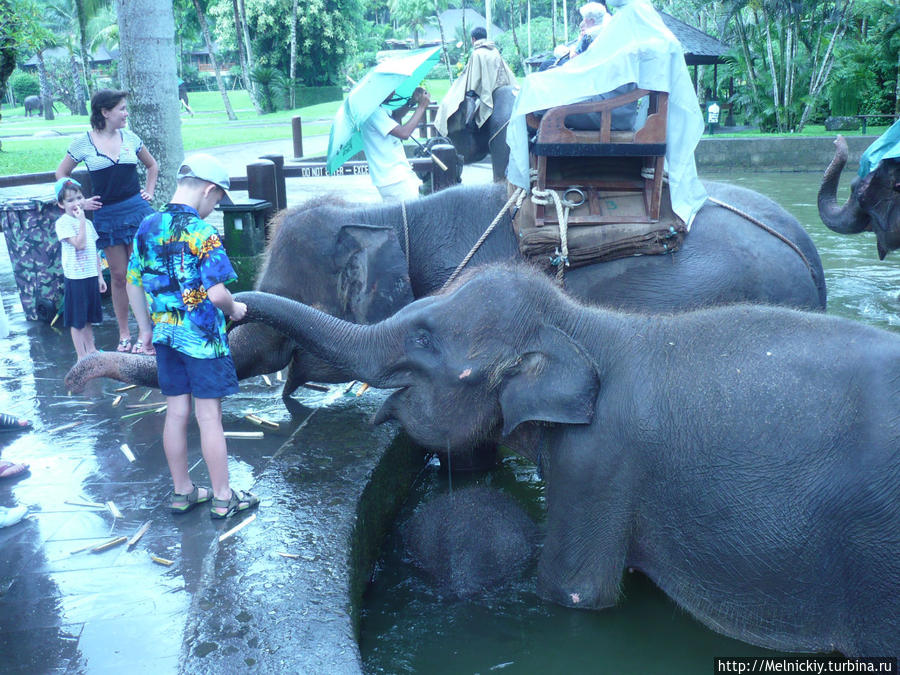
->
<box><xmin>390</xmin><ymin>0</ymin><xmax>432</xmax><ymax>47</ymax></box>
<box><xmin>231</xmin><ymin>0</ymin><xmax>262</xmax><ymax>114</ymax></box>
<box><xmin>72</xmin><ymin>0</ymin><xmax>110</xmax><ymax>98</ymax></box>
<box><xmin>189</xmin><ymin>0</ymin><xmax>237</xmax><ymax>121</ymax></box>
<box><xmin>115</xmin><ymin>0</ymin><xmax>183</xmax><ymax>205</ymax></box>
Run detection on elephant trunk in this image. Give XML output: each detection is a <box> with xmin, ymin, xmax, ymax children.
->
<box><xmin>817</xmin><ymin>135</ymin><xmax>870</xmax><ymax>234</ymax></box>
<box><xmin>237</xmin><ymin>291</ymin><xmax>401</xmax><ymax>388</ymax></box>
<box><xmin>64</xmin><ymin>352</ymin><xmax>158</xmax><ymax>393</ymax></box>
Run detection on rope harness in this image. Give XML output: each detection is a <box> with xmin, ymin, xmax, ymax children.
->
<box><xmin>440</xmin><ymin>187</ymin><xmax>527</xmax><ymax>292</ymax></box>
<box><xmin>401</xmin><ymin>200</ymin><xmax>410</xmax><ymax>267</ymax></box>
<box><xmin>530</xmin><ymin>185</ymin><xmax>578</xmax><ymax>282</ymax></box>
<box><xmin>707</xmin><ymin>196</ymin><xmax>815</xmax><ymax>280</ymax></box>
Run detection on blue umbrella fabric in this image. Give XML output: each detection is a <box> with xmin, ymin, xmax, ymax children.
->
<box><xmin>327</xmin><ymin>46</ymin><xmax>442</xmax><ymax>174</ymax></box>
<box><xmin>858</xmin><ymin>117</ymin><xmax>900</xmax><ymax>177</ymax></box>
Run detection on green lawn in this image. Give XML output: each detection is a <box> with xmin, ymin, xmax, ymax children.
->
<box><xmin>0</xmin><ymin>83</ymin><xmax>890</xmax><ymax>177</ymax></box>
<box><xmin>0</xmin><ymin>89</ymin><xmax>346</xmax><ymax>175</ymax></box>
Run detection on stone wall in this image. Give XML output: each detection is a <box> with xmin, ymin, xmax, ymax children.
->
<box><xmin>695</xmin><ymin>135</ymin><xmax>875</xmax><ymax>172</ymax></box>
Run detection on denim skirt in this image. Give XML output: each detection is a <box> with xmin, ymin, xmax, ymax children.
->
<box><xmin>92</xmin><ymin>193</ymin><xmax>154</xmax><ymax>249</ymax></box>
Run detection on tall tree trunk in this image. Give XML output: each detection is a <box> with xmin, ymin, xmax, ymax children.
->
<box><xmin>527</xmin><ymin>0</ymin><xmax>531</xmax><ymax>58</ymax></box>
<box><xmin>763</xmin><ymin>15</ymin><xmax>782</xmax><ymax>131</ymax></box>
<box><xmin>69</xmin><ymin>48</ymin><xmax>86</xmax><ymax>114</ymax></box>
<box><xmin>508</xmin><ymin>0</ymin><xmax>527</xmax><ymax>74</ymax></box>
<box><xmin>116</xmin><ymin>0</ymin><xmax>182</xmax><ymax>205</ymax></box>
<box><xmin>37</xmin><ymin>50</ymin><xmax>54</xmax><ymax>121</ymax></box>
<box><xmin>191</xmin><ymin>0</ymin><xmax>237</xmax><ymax>121</ymax></box>
<box><xmin>783</xmin><ymin>20</ymin><xmax>793</xmax><ymax>128</ymax></box>
<box><xmin>232</xmin><ymin>0</ymin><xmax>262</xmax><ymax>114</ymax></box>
<box><xmin>433</xmin><ymin>0</ymin><xmax>453</xmax><ymax>79</ymax></box>
<box><xmin>289</xmin><ymin>0</ymin><xmax>297</xmax><ymax>108</ymax></box>
<box><xmin>796</xmin><ymin>0</ymin><xmax>855</xmax><ymax>132</ymax></box>
<box><xmin>462</xmin><ymin>0</ymin><xmax>467</xmax><ymax>45</ymax></box>
<box><xmin>72</xmin><ymin>0</ymin><xmax>90</xmax><ymax>110</ymax></box>
<box><xmin>238</xmin><ymin>0</ymin><xmax>254</xmax><ymax>65</ymax></box>
<box><xmin>734</xmin><ymin>12</ymin><xmax>760</xmax><ymax>103</ymax></box>
<box><xmin>551</xmin><ymin>0</ymin><xmax>557</xmax><ymax>45</ymax></box>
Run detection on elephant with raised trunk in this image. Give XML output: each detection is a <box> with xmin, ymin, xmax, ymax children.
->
<box><xmin>65</xmin><ymin>182</ymin><xmax>826</xmax><ymax>398</ymax></box>
<box><xmin>818</xmin><ymin>134</ymin><xmax>900</xmax><ymax>259</ymax></box>
<box><xmin>234</xmin><ymin>263</ymin><xmax>898</xmax><ymax>656</ymax></box>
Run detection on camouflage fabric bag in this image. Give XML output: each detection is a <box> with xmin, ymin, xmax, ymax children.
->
<box><xmin>0</xmin><ymin>197</ymin><xmax>65</xmax><ymax>321</ymax></box>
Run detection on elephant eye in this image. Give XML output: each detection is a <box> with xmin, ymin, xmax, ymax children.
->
<box><xmin>414</xmin><ymin>329</ymin><xmax>432</xmax><ymax>349</ymax></box>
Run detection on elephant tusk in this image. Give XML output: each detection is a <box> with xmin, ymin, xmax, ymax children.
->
<box><xmin>356</xmin><ymin>383</ymin><xmax>370</xmax><ymax>396</ymax></box>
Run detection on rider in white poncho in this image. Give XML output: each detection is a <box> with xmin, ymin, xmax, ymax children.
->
<box><xmin>505</xmin><ymin>0</ymin><xmax>708</xmax><ymax>227</ymax></box>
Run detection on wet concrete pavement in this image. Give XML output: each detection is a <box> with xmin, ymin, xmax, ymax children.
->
<box><xmin>0</xmin><ymin>139</ymin><xmax>492</xmax><ymax>673</ymax></box>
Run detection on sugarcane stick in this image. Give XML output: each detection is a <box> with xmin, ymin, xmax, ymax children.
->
<box><xmin>408</xmin><ymin>135</ymin><xmax>449</xmax><ymax>171</ymax></box>
<box><xmin>128</xmin><ymin>521</ymin><xmax>152</xmax><ymax>547</ymax></box>
<box><xmin>218</xmin><ymin>513</ymin><xmax>257</xmax><ymax>542</ymax></box>
<box><xmin>91</xmin><ymin>536</ymin><xmax>127</xmax><ymax>553</ymax></box>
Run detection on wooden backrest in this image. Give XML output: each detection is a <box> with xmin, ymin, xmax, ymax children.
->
<box><xmin>527</xmin><ymin>89</ymin><xmax>668</xmax><ymax>157</ymax></box>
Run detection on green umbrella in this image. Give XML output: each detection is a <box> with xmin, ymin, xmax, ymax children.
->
<box><xmin>326</xmin><ymin>46</ymin><xmax>442</xmax><ymax>174</ymax></box>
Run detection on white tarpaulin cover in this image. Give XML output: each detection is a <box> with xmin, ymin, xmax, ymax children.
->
<box><xmin>505</xmin><ymin>0</ymin><xmax>708</xmax><ymax>227</ymax></box>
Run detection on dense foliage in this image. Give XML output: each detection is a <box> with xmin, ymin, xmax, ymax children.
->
<box><xmin>3</xmin><ymin>0</ymin><xmax>897</xmax><ymax>129</ymax></box>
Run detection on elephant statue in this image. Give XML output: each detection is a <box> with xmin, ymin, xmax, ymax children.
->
<box><xmin>818</xmin><ymin>134</ymin><xmax>900</xmax><ymax>259</ymax></box>
<box><xmin>23</xmin><ymin>95</ymin><xmax>42</xmax><ymax>117</ymax></box>
<box><xmin>65</xmin><ymin>182</ymin><xmax>826</xmax><ymax>400</ymax></box>
<box><xmin>404</xmin><ymin>486</ymin><xmax>537</xmax><ymax>597</ymax></box>
<box><xmin>443</xmin><ymin>85</ymin><xmax>517</xmax><ymax>182</ymax></box>
<box><xmin>234</xmin><ymin>263</ymin><xmax>899</xmax><ymax>656</ymax></box>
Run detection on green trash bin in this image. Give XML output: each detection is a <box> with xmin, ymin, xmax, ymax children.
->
<box><xmin>215</xmin><ymin>199</ymin><xmax>271</xmax><ymax>291</ymax></box>
<box><xmin>0</xmin><ymin>195</ymin><xmax>65</xmax><ymax>322</ymax></box>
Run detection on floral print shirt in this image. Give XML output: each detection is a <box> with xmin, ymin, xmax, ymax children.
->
<box><xmin>127</xmin><ymin>203</ymin><xmax>237</xmax><ymax>359</ymax></box>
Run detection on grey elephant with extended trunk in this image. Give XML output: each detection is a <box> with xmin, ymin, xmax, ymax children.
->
<box><xmin>818</xmin><ymin>134</ymin><xmax>900</xmax><ymax>259</ymax></box>
<box><xmin>235</xmin><ymin>263</ymin><xmax>898</xmax><ymax>656</ymax></box>
<box><xmin>65</xmin><ymin>182</ymin><xmax>826</xmax><ymax>396</ymax></box>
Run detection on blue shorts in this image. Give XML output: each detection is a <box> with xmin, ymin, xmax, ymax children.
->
<box><xmin>155</xmin><ymin>343</ymin><xmax>239</xmax><ymax>399</ymax></box>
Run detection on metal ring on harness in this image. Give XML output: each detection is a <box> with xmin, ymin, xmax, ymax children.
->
<box><xmin>564</xmin><ymin>187</ymin><xmax>586</xmax><ymax>208</ymax></box>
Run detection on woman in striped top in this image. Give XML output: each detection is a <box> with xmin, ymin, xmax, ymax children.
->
<box><xmin>55</xmin><ymin>89</ymin><xmax>158</xmax><ymax>355</ymax></box>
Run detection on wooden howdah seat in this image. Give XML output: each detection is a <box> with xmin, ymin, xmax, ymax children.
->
<box><xmin>526</xmin><ymin>88</ymin><xmax>669</xmax><ymax>225</ymax></box>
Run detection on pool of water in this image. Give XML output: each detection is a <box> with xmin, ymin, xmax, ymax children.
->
<box><xmin>358</xmin><ymin>170</ymin><xmax>899</xmax><ymax>674</ymax></box>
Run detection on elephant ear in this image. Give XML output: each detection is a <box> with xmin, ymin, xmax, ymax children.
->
<box><xmin>857</xmin><ymin>160</ymin><xmax>900</xmax><ymax>260</ymax></box>
<box><xmin>498</xmin><ymin>325</ymin><xmax>600</xmax><ymax>436</ymax></box>
<box><xmin>333</xmin><ymin>224</ymin><xmax>414</xmax><ymax>324</ymax></box>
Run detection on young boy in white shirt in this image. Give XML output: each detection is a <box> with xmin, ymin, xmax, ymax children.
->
<box><xmin>54</xmin><ymin>177</ymin><xmax>107</xmax><ymax>359</ymax></box>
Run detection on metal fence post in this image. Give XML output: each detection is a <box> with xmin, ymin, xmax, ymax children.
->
<box><xmin>258</xmin><ymin>153</ymin><xmax>286</xmax><ymax>211</ymax></box>
<box><xmin>246</xmin><ymin>159</ymin><xmax>277</xmax><ymax>233</ymax></box>
<box><xmin>292</xmin><ymin>116</ymin><xmax>304</xmax><ymax>159</ymax></box>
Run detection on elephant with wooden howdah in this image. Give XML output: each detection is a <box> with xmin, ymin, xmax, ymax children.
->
<box><xmin>65</xmin><ymin>182</ymin><xmax>826</xmax><ymax>397</ymax></box>
<box><xmin>442</xmin><ymin>85</ymin><xmax>517</xmax><ymax>182</ymax></box>
<box><xmin>233</xmin><ymin>263</ymin><xmax>898</xmax><ymax>656</ymax></box>
<box><xmin>818</xmin><ymin>134</ymin><xmax>900</xmax><ymax>259</ymax></box>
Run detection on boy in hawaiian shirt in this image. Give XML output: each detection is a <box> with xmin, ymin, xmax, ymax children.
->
<box><xmin>126</xmin><ymin>154</ymin><xmax>259</xmax><ymax>519</ymax></box>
